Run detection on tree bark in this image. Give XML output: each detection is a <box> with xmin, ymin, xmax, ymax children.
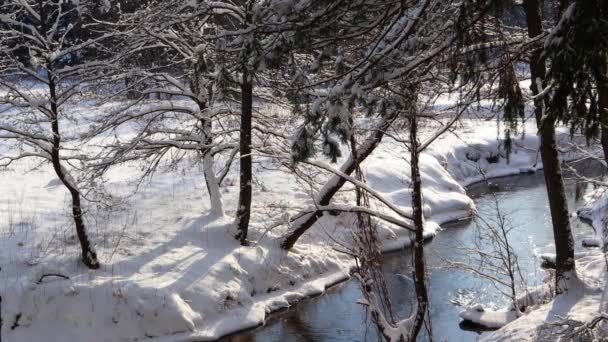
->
<box><xmin>193</xmin><ymin>51</ymin><xmax>224</xmax><ymax>217</ymax></box>
<box><xmin>235</xmin><ymin>68</ymin><xmax>253</xmax><ymax>245</ymax></box>
<box><xmin>408</xmin><ymin>113</ymin><xmax>429</xmax><ymax>341</ymax></box>
<box><xmin>523</xmin><ymin>0</ymin><xmax>575</xmax><ymax>293</ymax></box>
<box><xmin>198</xmin><ymin>113</ymin><xmax>224</xmax><ymax>217</ymax></box>
<box><xmin>48</xmin><ymin>75</ymin><xmax>99</xmax><ymax>269</ymax></box>
<box><xmin>281</xmin><ymin>111</ymin><xmax>399</xmax><ymax>250</ymax></box>
<box><xmin>598</xmin><ymin>57</ymin><xmax>608</xmax><ymax>165</ymax></box>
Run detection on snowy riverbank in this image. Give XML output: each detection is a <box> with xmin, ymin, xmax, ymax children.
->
<box><xmin>0</xmin><ymin>109</ymin><xmax>595</xmax><ymax>341</ymax></box>
<box><xmin>480</xmin><ymin>253</ymin><xmax>606</xmax><ymax>341</ymax></box>
<box><xmin>479</xmin><ymin>171</ymin><xmax>607</xmax><ymax>341</ymax></box>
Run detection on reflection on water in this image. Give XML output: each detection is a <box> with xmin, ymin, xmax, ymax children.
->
<box><xmin>222</xmin><ymin>162</ymin><xmax>604</xmax><ymax>342</ymax></box>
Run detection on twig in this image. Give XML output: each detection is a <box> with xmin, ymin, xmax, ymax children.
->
<box><xmin>36</xmin><ymin>273</ymin><xmax>70</xmax><ymax>284</ymax></box>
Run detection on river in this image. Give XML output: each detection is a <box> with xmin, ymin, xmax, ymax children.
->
<box><xmin>222</xmin><ymin>162</ymin><xmax>603</xmax><ymax>341</ymax></box>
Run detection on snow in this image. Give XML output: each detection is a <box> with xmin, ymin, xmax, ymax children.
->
<box><xmin>460</xmin><ymin>283</ymin><xmax>554</xmax><ymax>330</ymax></box>
<box><xmin>582</xmin><ymin>237</ymin><xmax>601</xmax><ymax>248</ymax></box>
<box><xmin>481</xmin><ymin>168</ymin><xmax>608</xmax><ymax>341</ymax></box>
<box><xmin>0</xmin><ymin>96</ymin><xmax>597</xmax><ymax>341</ymax></box>
<box><xmin>460</xmin><ymin>305</ymin><xmax>517</xmax><ymax>329</ymax></box>
<box><xmin>578</xmin><ymin>186</ymin><xmax>608</xmax><ymax>248</ymax></box>
<box><xmin>5</xmin><ymin>279</ymin><xmax>201</xmax><ymax>341</ymax></box>
<box><xmin>482</xmin><ymin>253</ymin><xmax>605</xmax><ymax>341</ymax></box>
<box><xmin>462</xmin><ymin>248</ymin><xmax>605</xmax><ymax>338</ymax></box>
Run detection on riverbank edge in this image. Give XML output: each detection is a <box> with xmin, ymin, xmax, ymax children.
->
<box><xmin>196</xmin><ymin>159</ymin><xmax>566</xmax><ymax>341</ymax></box>
<box><xmin>4</xmin><ymin>127</ymin><xmax>589</xmax><ymax>342</ymax></box>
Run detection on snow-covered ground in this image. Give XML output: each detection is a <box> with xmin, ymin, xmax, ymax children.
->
<box><xmin>0</xmin><ymin>95</ymin><xmax>602</xmax><ymax>341</ymax></box>
<box><xmin>469</xmin><ymin>159</ymin><xmax>608</xmax><ymax>340</ymax></box>
<box><xmin>481</xmin><ymin>252</ymin><xmax>606</xmax><ymax>341</ymax></box>
<box><xmin>479</xmin><ymin>173</ymin><xmax>608</xmax><ymax>341</ymax></box>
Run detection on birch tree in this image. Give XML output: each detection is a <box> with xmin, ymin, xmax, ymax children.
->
<box><xmin>90</xmin><ymin>1</ymin><xmax>238</xmax><ymax>218</ymax></box>
<box><xmin>92</xmin><ymin>0</ymin><xmax>299</xmax><ymax>244</ymax></box>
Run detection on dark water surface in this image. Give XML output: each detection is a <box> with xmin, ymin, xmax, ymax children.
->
<box><xmin>223</xmin><ymin>163</ymin><xmax>603</xmax><ymax>342</ymax></box>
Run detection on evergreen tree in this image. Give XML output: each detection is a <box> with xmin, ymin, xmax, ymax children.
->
<box><xmin>543</xmin><ymin>0</ymin><xmax>608</xmax><ymax>161</ymax></box>
<box><xmin>522</xmin><ymin>0</ymin><xmax>578</xmax><ymax>293</ymax></box>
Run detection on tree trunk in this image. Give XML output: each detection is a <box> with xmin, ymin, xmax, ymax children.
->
<box><xmin>199</xmin><ymin>114</ymin><xmax>224</xmax><ymax>217</ymax></box>
<box><xmin>408</xmin><ymin>113</ymin><xmax>429</xmax><ymax>341</ymax></box>
<box><xmin>193</xmin><ymin>52</ymin><xmax>224</xmax><ymax>217</ymax></box>
<box><xmin>281</xmin><ymin>111</ymin><xmax>399</xmax><ymax>250</ymax></box>
<box><xmin>203</xmin><ymin>152</ymin><xmax>223</xmax><ymax>217</ymax></box>
<box><xmin>235</xmin><ymin>68</ymin><xmax>253</xmax><ymax>245</ymax></box>
<box><xmin>598</xmin><ymin>57</ymin><xmax>608</xmax><ymax>165</ymax></box>
<box><xmin>523</xmin><ymin>0</ymin><xmax>575</xmax><ymax>294</ymax></box>
<box><xmin>48</xmin><ymin>77</ymin><xmax>99</xmax><ymax>269</ymax></box>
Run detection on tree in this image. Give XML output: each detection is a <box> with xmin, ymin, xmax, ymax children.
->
<box><xmin>280</xmin><ymin>110</ymin><xmax>401</xmax><ymax>250</ymax></box>
<box><xmin>424</xmin><ymin>0</ymin><xmax>578</xmax><ymax>294</ymax></box>
<box><xmin>543</xmin><ymin>0</ymin><xmax>608</xmax><ymax>163</ymax></box>
<box><xmin>448</xmin><ymin>171</ymin><xmax>529</xmax><ymax>318</ymax></box>
<box><xmin>350</xmin><ymin>106</ymin><xmax>430</xmax><ymax>342</ymax></box>
<box><xmin>407</xmin><ymin>102</ymin><xmax>430</xmax><ymax>341</ymax></box>
<box><xmin>90</xmin><ymin>1</ymin><xmax>238</xmax><ymax>218</ymax></box>
<box><xmin>521</xmin><ymin>0</ymin><xmax>577</xmax><ymax>293</ymax></box>
<box><xmin>278</xmin><ymin>0</ymin><xmax>457</xmax><ymax>250</ymax></box>
<box><xmin>234</xmin><ymin>1</ymin><xmax>255</xmax><ymax>245</ymax></box>
<box><xmin>277</xmin><ymin>0</ymin><xmax>508</xmax><ymax>250</ymax></box>
<box><xmin>93</xmin><ymin>0</ymin><xmax>308</xmax><ymax>244</ymax></box>
<box><xmin>0</xmin><ymin>0</ymin><xmax>117</xmax><ymax>269</ymax></box>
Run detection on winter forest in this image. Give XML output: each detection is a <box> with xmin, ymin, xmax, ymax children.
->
<box><xmin>0</xmin><ymin>0</ymin><xmax>607</xmax><ymax>341</ymax></box>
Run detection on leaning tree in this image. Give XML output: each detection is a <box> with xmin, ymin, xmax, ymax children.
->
<box><xmin>263</xmin><ymin>0</ymin><xmax>511</xmax><ymax>339</ymax></box>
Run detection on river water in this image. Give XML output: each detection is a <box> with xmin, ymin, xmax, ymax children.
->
<box><xmin>223</xmin><ymin>162</ymin><xmax>603</xmax><ymax>342</ymax></box>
